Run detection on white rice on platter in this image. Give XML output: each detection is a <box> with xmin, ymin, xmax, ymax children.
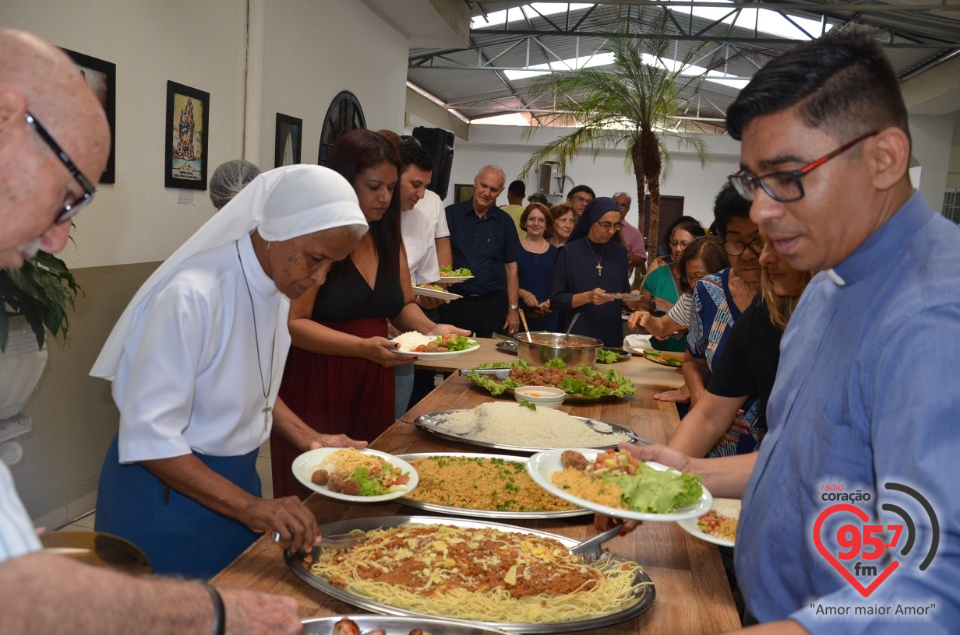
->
<box><xmin>432</xmin><ymin>402</ymin><xmax>630</xmax><ymax>448</ymax></box>
<box><xmin>394</xmin><ymin>331</ymin><xmax>435</xmax><ymax>352</ymax></box>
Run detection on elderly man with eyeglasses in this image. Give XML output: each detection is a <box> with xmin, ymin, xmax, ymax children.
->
<box><xmin>604</xmin><ymin>28</ymin><xmax>960</xmax><ymax>634</ymax></box>
<box><xmin>0</xmin><ymin>28</ymin><xmax>302</xmax><ymax>635</ymax></box>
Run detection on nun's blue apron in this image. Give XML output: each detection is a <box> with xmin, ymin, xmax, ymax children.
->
<box><xmin>94</xmin><ymin>435</ymin><xmax>260</xmax><ymax>580</ymax></box>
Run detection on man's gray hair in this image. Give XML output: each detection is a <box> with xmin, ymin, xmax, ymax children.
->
<box><xmin>613</xmin><ymin>192</ymin><xmax>632</xmax><ymax>202</ymax></box>
<box><xmin>475</xmin><ymin>164</ymin><xmax>506</xmax><ymax>187</ymax></box>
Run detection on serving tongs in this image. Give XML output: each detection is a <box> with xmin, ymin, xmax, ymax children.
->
<box><xmin>278</xmin><ymin>531</ymin><xmax>366</xmax><ymax>561</ymax></box>
<box><xmin>568</xmin><ymin>525</ymin><xmax>622</xmax><ymax>562</ymax></box>
<box><xmin>458</xmin><ymin>367</ymin><xmax>512</xmax><ymax>379</ymax></box>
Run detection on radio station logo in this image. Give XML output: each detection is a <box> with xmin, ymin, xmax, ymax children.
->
<box><xmin>813</xmin><ymin>482</ymin><xmax>939</xmax><ymax>597</ymax></box>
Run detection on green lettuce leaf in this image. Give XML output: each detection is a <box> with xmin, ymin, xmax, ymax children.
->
<box><xmin>605</xmin><ymin>463</ymin><xmax>702</xmax><ymax>513</ymax></box>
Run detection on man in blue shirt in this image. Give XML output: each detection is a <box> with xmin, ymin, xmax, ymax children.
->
<box><xmin>441</xmin><ymin>164</ymin><xmax>521</xmax><ymax>337</ymax></box>
<box><xmin>607</xmin><ymin>28</ymin><xmax>960</xmax><ymax>634</ymax></box>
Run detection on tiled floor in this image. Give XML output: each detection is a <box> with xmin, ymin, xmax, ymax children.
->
<box><xmin>59</xmin><ymin>441</ymin><xmax>274</xmax><ymax>531</ymax></box>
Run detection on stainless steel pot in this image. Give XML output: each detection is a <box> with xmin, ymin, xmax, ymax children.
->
<box><xmin>512</xmin><ymin>331</ymin><xmax>601</xmax><ymax>369</ymax></box>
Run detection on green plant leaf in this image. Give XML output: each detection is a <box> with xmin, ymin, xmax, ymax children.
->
<box><xmin>0</xmin><ymin>250</ymin><xmax>81</xmax><ymax>351</ymax></box>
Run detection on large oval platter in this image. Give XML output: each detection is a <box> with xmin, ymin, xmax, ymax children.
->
<box><xmin>301</xmin><ymin>615</ymin><xmax>508</xmax><ymax>635</ymax></box>
<box><xmin>286</xmin><ymin>515</ymin><xmax>655</xmax><ymax>634</ymax></box>
<box><xmin>396</xmin><ymin>452</ymin><xmax>591</xmax><ymax>519</ymax></box>
<box><xmin>412</xmin><ymin>409</ymin><xmax>645</xmax><ymax>454</ymax></box>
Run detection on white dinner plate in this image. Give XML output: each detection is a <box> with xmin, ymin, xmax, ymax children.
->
<box><xmin>437</xmin><ymin>275</ymin><xmax>474</xmax><ymax>283</ymax></box>
<box><xmin>413</xmin><ymin>286</ymin><xmax>462</xmax><ymax>301</ymax></box>
<box><xmin>291</xmin><ymin>448</ymin><xmax>418</xmax><ymax>502</ymax></box>
<box><xmin>526</xmin><ymin>449</ymin><xmax>712</xmax><ymax>522</ymax></box>
<box><xmin>677</xmin><ymin>498</ymin><xmax>741</xmax><ymax>547</ymax></box>
<box><xmin>392</xmin><ymin>340</ymin><xmax>480</xmax><ymax>358</ymax></box>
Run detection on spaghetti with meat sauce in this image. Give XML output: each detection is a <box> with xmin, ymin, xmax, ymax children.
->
<box><xmin>308</xmin><ymin>524</ymin><xmax>644</xmax><ymax>623</ymax></box>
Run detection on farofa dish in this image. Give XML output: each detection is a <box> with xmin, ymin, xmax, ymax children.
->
<box><xmin>306</xmin><ymin>523</ymin><xmax>645</xmax><ymax>623</ymax></box>
<box><xmin>404</xmin><ymin>455</ymin><xmax>580</xmax><ymax>512</ymax></box>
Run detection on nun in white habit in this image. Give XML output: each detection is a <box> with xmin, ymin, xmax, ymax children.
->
<box><xmin>91</xmin><ymin>165</ymin><xmax>369</xmax><ymax>579</ymax></box>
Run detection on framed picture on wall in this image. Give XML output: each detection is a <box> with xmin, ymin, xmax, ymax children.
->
<box><xmin>62</xmin><ymin>48</ymin><xmax>116</xmax><ymax>184</ymax></box>
<box><xmin>164</xmin><ymin>81</ymin><xmax>209</xmax><ymax>190</ymax></box>
<box><xmin>274</xmin><ymin>113</ymin><xmax>302</xmax><ymax>168</ymax></box>
<box><xmin>454</xmin><ymin>184</ymin><xmax>474</xmax><ymax>203</ymax></box>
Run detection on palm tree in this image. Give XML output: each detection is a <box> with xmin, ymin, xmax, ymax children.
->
<box><xmin>521</xmin><ymin>13</ymin><xmax>711</xmax><ymax>268</ymax></box>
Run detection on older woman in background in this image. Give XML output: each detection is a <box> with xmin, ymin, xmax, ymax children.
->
<box><xmin>637</xmin><ymin>220</ymin><xmax>706</xmax><ymax>353</ymax></box>
<box><xmin>517</xmin><ymin>202</ymin><xmax>559</xmax><ymax>331</ymax></box>
<box><xmin>550</xmin><ymin>197</ymin><xmax>631</xmax><ymax>347</ymax></box>
<box><xmin>547</xmin><ymin>203</ymin><xmax>576</xmax><ymax>249</ymax></box>
<box><xmin>272</xmin><ymin>130</ymin><xmax>467</xmax><ymax>500</ymax></box>
<box><xmin>629</xmin><ymin>236</ymin><xmax>728</xmax><ymax>338</ymax></box>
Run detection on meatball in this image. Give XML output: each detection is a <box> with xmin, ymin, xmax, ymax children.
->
<box><xmin>327</xmin><ymin>473</ymin><xmax>345</xmax><ymax>492</ymax></box>
<box><xmin>561</xmin><ymin>450</ymin><xmax>588</xmax><ymax>471</ymax></box>
<box><xmin>311</xmin><ymin>468</ymin><xmax>329</xmax><ymax>486</ymax></box>
<box><xmin>331</xmin><ymin>618</ymin><xmax>360</xmax><ymax>635</ymax></box>
<box><xmin>340</xmin><ymin>479</ymin><xmax>361</xmax><ymax>496</ymax></box>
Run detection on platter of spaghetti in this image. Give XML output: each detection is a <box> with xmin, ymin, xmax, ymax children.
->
<box><xmin>292</xmin><ymin>448</ymin><xmax>418</xmax><ymax>503</ymax></box>
<box><xmin>412</xmin><ymin>402</ymin><xmax>642</xmax><ymax>454</ymax></box>
<box><xmin>286</xmin><ymin>515</ymin><xmax>655</xmax><ymax>633</ymax></box>
<box><xmin>527</xmin><ymin>448</ymin><xmax>712</xmax><ymax>522</ymax></box>
<box><xmin>396</xmin><ymin>452</ymin><xmax>590</xmax><ymax>519</ymax></box>
<box><xmin>301</xmin><ymin>615</ymin><xmax>509</xmax><ymax>635</ymax></box>
<box><xmin>677</xmin><ymin>498</ymin><xmax>741</xmax><ymax>547</ymax></box>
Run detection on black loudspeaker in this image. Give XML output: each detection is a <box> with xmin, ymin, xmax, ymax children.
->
<box><xmin>412</xmin><ymin>126</ymin><xmax>454</xmax><ymax>199</ymax></box>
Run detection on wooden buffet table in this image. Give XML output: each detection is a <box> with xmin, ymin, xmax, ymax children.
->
<box><xmin>212</xmin><ymin>348</ymin><xmax>736</xmax><ymax>634</ymax></box>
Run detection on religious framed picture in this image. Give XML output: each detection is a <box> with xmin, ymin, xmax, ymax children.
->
<box><xmin>454</xmin><ymin>184</ymin><xmax>474</xmax><ymax>203</ymax></box>
<box><xmin>62</xmin><ymin>48</ymin><xmax>116</xmax><ymax>184</ymax></box>
<box><xmin>274</xmin><ymin>113</ymin><xmax>302</xmax><ymax>168</ymax></box>
<box><xmin>164</xmin><ymin>81</ymin><xmax>209</xmax><ymax>190</ymax></box>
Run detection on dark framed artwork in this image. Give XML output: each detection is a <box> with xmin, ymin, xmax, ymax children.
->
<box><xmin>454</xmin><ymin>184</ymin><xmax>474</xmax><ymax>203</ymax></box>
<box><xmin>274</xmin><ymin>113</ymin><xmax>302</xmax><ymax>168</ymax></box>
<box><xmin>62</xmin><ymin>48</ymin><xmax>116</xmax><ymax>184</ymax></box>
<box><xmin>318</xmin><ymin>90</ymin><xmax>365</xmax><ymax>165</ymax></box>
<box><xmin>164</xmin><ymin>81</ymin><xmax>209</xmax><ymax>190</ymax></box>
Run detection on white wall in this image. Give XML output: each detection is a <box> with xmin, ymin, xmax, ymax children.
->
<box><xmin>414</xmin><ymin>122</ymin><xmax>743</xmax><ymax>231</ymax></box>
<box><xmin>255</xmin><ymin>0</ymin><xmax>408</xmax><ymax>170</ymax></box>
<box><xmin>909</xmin><ymin>114</ymin><xmax>957</xmax><ymax>212</ymax></box>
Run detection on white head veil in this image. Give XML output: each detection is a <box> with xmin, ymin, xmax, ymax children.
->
<box><xmin>91</xmin><ymin>164</ymin><xmax>368</xmax><ymax>380</ymax></box>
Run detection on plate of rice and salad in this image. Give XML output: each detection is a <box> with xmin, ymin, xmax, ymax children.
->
<box><xmin>392</xmin><ymin>332</ymin><xmax>479</xmax><ymax>358</ymax></box>
<box><xmin>526</xmin><ymin>448</ymin><xmax>712</xmax><ymax>522</ymax></box>
<box><xmin>677</xmin><ymin>498</ymin><xmax>741</xmax><ymax>547</ymax></box>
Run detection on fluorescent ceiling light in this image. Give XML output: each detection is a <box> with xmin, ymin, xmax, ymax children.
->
<box><xmin>472</xmin><ymin>3</ymin><xmax>594</xmax><ymax>30</ymax></box>
<box><xmin>504</xmin><ymin>52</ymin><xmax>616</xmax><ymax>80</ymax></box>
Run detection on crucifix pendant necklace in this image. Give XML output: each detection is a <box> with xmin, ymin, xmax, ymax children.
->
<box><xmin>236</xmin><ymin>241</ymin><xmax>275</xmax><ymax>430</ymax></box>
<box><xmin>589</xmin><ymin>241</ymin><xmax>607</xmax><ymax>277</ymax></box>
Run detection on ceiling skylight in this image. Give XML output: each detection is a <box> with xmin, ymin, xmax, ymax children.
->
<box><xmin>472</xmin><ymin>3</ymin><xmax>594</xmax><ymax>30</ymax></box>
<box><xmin>660</xmin><ymin>0</ymin><xmax>832</xmax><ymax>40</ymax></box>
<box><xmin>504</xmin><ymin>52</ymin><xmax>615</xmax><ymax>80</ymax></box>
